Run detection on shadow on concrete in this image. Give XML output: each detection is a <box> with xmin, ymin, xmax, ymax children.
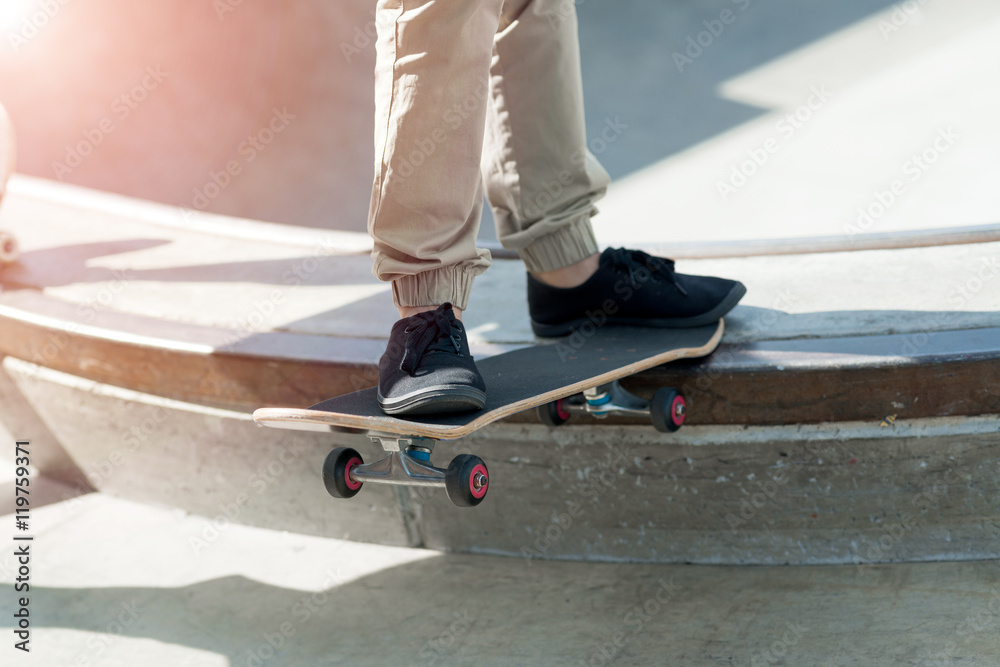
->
<box><xmin>0</xmin><ymin>558</ymin><xmax>633</xmax><ymax>666</ymax></box>
<box><xmin>5</xmin><ymin>240</ymin><xmax>371</xmax><ymax>288</ymax></box>
<box><xmin>0</xmin><ymin>477</ymin><xmax>92</xmax><ymax>516</ymax></box>
<box><xmin>575</xmin><ymin>0</ymin><xmax>901</xmax><ymax>180</ymax></box>
<box><xmin>720</xmin><ymin>306</ymin><xmax>1000</xmax><ymax>346</ymax></box>
<box><xmin>2</xmin><ymin>555</ymin><xmax>997</xmax><ymax>665</ymax></box>
<box><xmin>4</xmin><ymin>240</ymin><xmax>172</xmax><ymax>288</ymax></box>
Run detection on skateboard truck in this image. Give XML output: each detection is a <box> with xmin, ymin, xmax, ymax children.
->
<box><xmin>320</xmin><ymin>383</ymin><xmax>682</xmax><ymax>508</ymax></box>
<box><xmin>321</xmin><ymin>435</ymin><xmax>489</xmax><ymax>508</ymax></box>
<box><xmin>538</xmin><ymin>381</ymin><xmax>686</xmax><ymax>433</ymax></box>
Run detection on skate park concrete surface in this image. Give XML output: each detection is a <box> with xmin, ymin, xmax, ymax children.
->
<box><xmin>2</xmin><ymin>460</ymin><xmax>1000</xmax><ymax>667</ymax></box>
<box><xmin>2</xmin><ymin>0</ymin><xmax>1000</xmax><ymax>665</ymax></box>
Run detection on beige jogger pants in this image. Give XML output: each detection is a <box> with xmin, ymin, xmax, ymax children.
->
<box><xmin>368</xmin><ymin>0</ymin><xmax>611</xmax><ymax>310</ymax></box>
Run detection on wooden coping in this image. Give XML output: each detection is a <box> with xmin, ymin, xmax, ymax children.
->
<box><xmin>0</xmin><ymin>288</ymin><xmax>997</xmax><ymax>426</ymax></box>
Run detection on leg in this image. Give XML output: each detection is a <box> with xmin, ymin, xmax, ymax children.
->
<box><xmin>368</xmin><ymin>0</ymin><xmax>504</xmax><ymax>314</ymax></box>
<box><xmin>482</xmin><ymin>0</ymin><xmax>610</xmax><ymax>276</ymax></box>
<box><xmin>483</xmin><ymin>0</ymin><xmax>746</xmax><ymax>336</ymax></box>
<box><xmin>369</xmin><ymin>0</ymin><xmax>504</xmax><ymax>414</ymax></box>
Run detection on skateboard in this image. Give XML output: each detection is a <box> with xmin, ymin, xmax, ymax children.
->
<box><xmin>0</xmin><ymin>101</ymin><xmax>18</xmax><ymax>265</ymax></box>
<box><xmin>254</xmin><ymin>320</ymin><xmax>723</xmax><ymax>508</ymax></box>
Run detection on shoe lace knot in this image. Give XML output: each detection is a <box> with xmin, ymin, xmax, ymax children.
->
<box><xmin>400</xmin><ymin>303</ymin><xmax>463</xmax><ymax>374</ymax></box>
<box><xmin>606</xmin><ymin>247</ymin><xmax>687</xmax><ymax>296</ymax></box>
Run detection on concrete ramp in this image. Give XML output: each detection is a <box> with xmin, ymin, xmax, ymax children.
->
<box><xmin>0</xmin><ymin>177</ymin><xmax>997</xmax><ymax>566</ymax></box>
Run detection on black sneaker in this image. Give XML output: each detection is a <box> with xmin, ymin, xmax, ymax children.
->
<box><xmin>527</xmin><ymin>247</ymin><xmax>746</xmax><ymax>337</ymax></box>
<box><xmin>377</xmin><ymin>303</ymin><xmax>487</xmax><ymax>416</ymax></box>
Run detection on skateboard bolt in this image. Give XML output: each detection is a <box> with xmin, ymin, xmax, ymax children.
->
<box><xmin>473</xmin><ymin>473</ymin><xmax>487</xmax><ymax>490</ymax></box>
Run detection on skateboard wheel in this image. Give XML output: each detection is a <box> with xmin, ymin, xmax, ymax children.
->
<box><xmin>445</xmin><ymin>454</ymin><xmax>489</xmax><ymax>508</ymax></box>
<box><xmin>538</xmin><ymin>399</ymin><xmax>570</xmax><ymax>427</ymax></box>
<box><xmin>322</xmin><ymin>447</ymin><xmax>363</xmax><ymax>499</ymax></box>
<box><xmin>651</xmin><ymin>388</ymin><xmax>685</xmax><ymax>433</ymax></box>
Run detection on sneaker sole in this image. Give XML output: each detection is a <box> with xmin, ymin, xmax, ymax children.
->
<box><xmin>378</xmin><ymin>384</ymin><xmax>487</xmax><ymax>416</ymax></box>
<box><xmin>530</xmin><ymin>282</ymin><xmax>747</xmax><ymax>338</ymax></box>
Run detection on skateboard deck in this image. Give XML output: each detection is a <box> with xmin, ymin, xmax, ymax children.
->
<box><xmin>254</xmin><ymin>319</ymin><xmax>723</xmax><ymax>506</ymax></box>
<box><xmin>254</xmin><ymin>319</ymin><xmax>723</xmax><ymax>439</ymax></box>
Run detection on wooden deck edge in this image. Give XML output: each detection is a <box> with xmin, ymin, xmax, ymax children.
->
<box><xmin>1</xmin><ymin>288</ymin><xmax>997</xmax><ymax>423</ymax></box>
<box><xmin>253</xmin><ymin>321</ymin><xmax>725</xmax><ymax>438</ymax></box>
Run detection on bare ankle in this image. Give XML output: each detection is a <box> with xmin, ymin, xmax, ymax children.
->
<box><xmin>530</xmin><ymin>253</ymin><xmax>600</xmax><ymax>289</ymax></box>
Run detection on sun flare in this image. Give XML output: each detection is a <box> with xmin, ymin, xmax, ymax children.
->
<box><xmin>0</xmin><ymin>0</ymin><xmax>50</xmax><ymax>35</ymax></box>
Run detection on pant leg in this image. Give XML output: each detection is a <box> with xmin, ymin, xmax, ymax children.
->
<box><xmin>483</xmin><ymin>0</ymin><xmax>611</xmax><ymax>273</ymax></box>
<box><xmin>368</xmin><ymin>0</ymin><xmax>504</xmax><ymax>310</ymax></box>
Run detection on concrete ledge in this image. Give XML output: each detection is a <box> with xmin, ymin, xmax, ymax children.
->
<box><xmin>4</xmin><ymin>358</ymin><xmax>415</xmax><ymax>548</ymax></box>
<box><xmin>0</xmin><ymin>358</ymin><xmax>90</xmax><ymax>489</ymax></box>
<box><xmin>1</xmin><ymin>284</ymin><xmax>998</xmax><ymax>423</ymax></box>
<box><xmin>421</xmin><ymin>419</ymin><xmax>999</xmax><ymax>565</ymax></box>
<box><xmin>7</xmin><ymin>357</ymin><xmax>996</xmax><ymax>565</ymax></box>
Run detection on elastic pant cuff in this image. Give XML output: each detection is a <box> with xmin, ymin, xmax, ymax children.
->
<box><xmin>517</xmin><ymin>215</ymin><xmax>600</xmax><ymax>273</ymax></box>
<box><xmin>391</xmin><ymin>265</ymin><xmax>480</xmax><ymax>311</ymax></box>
